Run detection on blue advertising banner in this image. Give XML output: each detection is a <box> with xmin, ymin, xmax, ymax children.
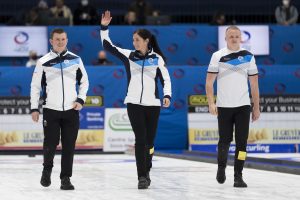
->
<box><xmin>79</xmin><ymin>107</ymin><xmax>104</xmax><ymax>130</ymax></box>
<box><xmin>190</xmin><ymin>144</ymin><xmax>300</xmax><ymax>153</ymax></box>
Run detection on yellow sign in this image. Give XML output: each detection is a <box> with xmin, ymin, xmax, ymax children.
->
<box><xmin>0</xmin><ymin>130</ymin><xmax>104</xmax><ymax>149</ymax></box>
<box><xmin>76</xmin><ymin>130</ymin><xmax>104</xmax><ymax>148</ymax></box>
<box><xmin>0</xmin><ymin>130</ymin><xmax>43</xmax><ymax>147</ymax></box>
<box><xmin>188</xmin><ymin>95</ymin><xmax>216</xmax><ymax>106</ymax></box>
<box><xmin>189</xmin><ymin>128</ymin><xmax>300</xmax><ymax>145</ymax></box>
<box><xmin>189</xmin><ymin>128</ymin><xmax>219</xmax><ymax>144</ymax></box>
<box><xmin>84</xmin><ymin>96</ymin><xmax>103</xmax><ymax>107</ymax></box>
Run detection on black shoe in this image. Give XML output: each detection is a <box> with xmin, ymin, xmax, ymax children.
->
<box><xmin>234</xmin><ymin>174</ymin><xmax>247</xmax><ymax>188</ymax></box>
<box><xmin>146</xmin><ymin>172</ymin><xmax>151</xmax><ymax>186</ymax></box>
<box><xmin>40</xmin><ymin>169</ymin><xmax>52</xmax><ymax>187</ymax></box>
<box><xmin>138</xmin><ymin>177</ymin><xmax>149</xmax><ymax>189</ymax></box>
<box><xmin>216</xmin><ymin>167</ymin><xmax>226</xmax><ymax>184</ymax></box>
<box><xmin>60</xmin><ymin>177</ymin><xmax>75</xmax><ymax>190</ymax></box>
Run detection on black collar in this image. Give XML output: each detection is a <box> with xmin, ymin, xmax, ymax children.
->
<box><xmin>135</xmin><ymin>48</ymin><xmax>152</xmax><ymax>58</ymax></box>
<box><xmin>51</xmin><ymin>48</ymin><xmax>68</xmax><ymax>57</ymax></box>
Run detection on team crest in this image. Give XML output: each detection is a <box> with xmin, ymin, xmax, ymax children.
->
<box><xmin>238</xmin><ymin>56</ymin><xmax>244</xmax><ymax>61</ymax></box>
<box><xmin>148</xmin><ymin>58</ymin><xmax>154</xmax><ymax>65</ymax></box>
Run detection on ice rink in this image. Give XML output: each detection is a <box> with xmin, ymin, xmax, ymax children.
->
<box><xmin>0</xmin><ymin>154</ymin><xmax>299</xmax><ymax>200</ymax></box>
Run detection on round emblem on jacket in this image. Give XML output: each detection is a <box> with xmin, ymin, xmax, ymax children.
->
<box><xmin>148</xmin><ymin>58</ymin><xmax>154</xmax><ymax>65</ymax></box>
<box><xmin>64</xmin><ymin>60</ymin><xmax>69</xmax><ymax>64</ymax></box>
<box><xmin>238</xmin><ymin>56</ymin><xmax>244</xmax><ymax>61</ymax></box>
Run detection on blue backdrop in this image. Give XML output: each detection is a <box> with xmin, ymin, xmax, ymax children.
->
<box><xmin>0</xmin><ymin>65</ymin><xmax>300</xmax><ymax>149</ymax></box>
<box><xmin>1</xmin><ymin>25</ymin><xmax>300</xmax><ymax>66</ymax></box>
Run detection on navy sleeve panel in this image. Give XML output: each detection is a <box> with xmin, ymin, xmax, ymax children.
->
<box><xmin>103</xmin><ymin>40</ymin><xmax>129</xmax><ymax>64</ymax></box>
<box><xmin>76</xmin><ymin>68</ymin><xmax>83</xmax><ymax>86</ymax></box>
<box><xmin>41</xmin><ymin>71</ymin><xmax>47</xmax><ymax>105</ymax></box>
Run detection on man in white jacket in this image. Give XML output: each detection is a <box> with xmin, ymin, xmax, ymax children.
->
<box><xmin>206</xmin><ymin>26</ymin><xmax>260</xmax><ymax>188</ymax></box>
<box><xmin>30</xmin><ymin>28</ymin><xmax>89</xmax><ymax>190</ymax></box>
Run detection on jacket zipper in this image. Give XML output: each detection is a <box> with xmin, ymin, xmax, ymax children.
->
<box><xmin>59</xmin><ymin>54</ymin><xmax>65</xmax><ymax>111</ymax></box>
<box><xmin>139</xmin><ymin>58</ymin><xmax>145</xmax><ymax>103</ymax></box>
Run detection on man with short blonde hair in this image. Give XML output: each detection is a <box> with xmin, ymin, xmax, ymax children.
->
<box><xmin>206</xmin><ymin>25</ymin><xmax>260</xmax><ymax>188</ymax></box>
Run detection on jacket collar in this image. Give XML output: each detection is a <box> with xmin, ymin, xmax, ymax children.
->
<box><xmin>50</xmin><ymin>48</ymin><xmax>68</xmax><ymax>57</ymax></box>
<box><xmin>134</xmin><ymin>48</ymin><xmax>153</xmax><ymax>58</ymax></box>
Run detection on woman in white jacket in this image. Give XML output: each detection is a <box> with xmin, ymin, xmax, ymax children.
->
<box><xmin>100</xmin><ymin>10</ymin><xmax>172</xmax><ymax>189</ymax></box>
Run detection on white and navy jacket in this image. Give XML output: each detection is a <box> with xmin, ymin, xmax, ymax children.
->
<box><xmin>207</xmin><ymin>47</ymin><xmax>258</xmax><ymax>108</ymax></box>
<box><xmin>100</xmin><ymin>26</ymin><xmax>172</xmax><ymax>106</ymax></box>
<box><xmin>30</xmin><ymin>49</ymin><xmax>89</xmax><ymax>112</ymax></box>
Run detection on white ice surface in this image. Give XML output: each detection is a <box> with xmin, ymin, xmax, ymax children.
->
<box><xmin>0</xmin><ymin>154</ymin><xmax>299</xmax><ymax>200</ymax></box>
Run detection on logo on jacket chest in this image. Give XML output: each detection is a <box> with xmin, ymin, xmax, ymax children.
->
<box><xmin>238</xmin><ymin>56</ymin><xmax>244</xmax><ymax>62</ymax></box>
<box><xmin>49</xmin><ymin>60</ymin><xmax>70</xmax><ymax>66</ymax></box>
<box><xmin>148</xmin><ymin>58</ymin><xmax>154</xmax><ymax>65</ymax></box>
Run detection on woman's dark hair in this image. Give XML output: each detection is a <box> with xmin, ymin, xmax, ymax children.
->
<box><xmin>134</xmin><ymin>29</ymin><xmax>167</xmax><ymax>63</ymax></box>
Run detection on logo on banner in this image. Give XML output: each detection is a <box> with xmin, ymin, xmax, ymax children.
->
<box><xmin>92</xmin><ymin>85</ymin><xmax>104</xmax><ymax>95</ymax></box>
<box><xmin>14</xmin><ymin>31</ymin><xmax>30</xmax><ymax>53</ymax></box>
<box><xmin>241</xmin><ymin>30</ymin><xmax>251</xmax><ymax>43</ymax></box>
<box><xmin>193</xmin><ymin>84</ymin><xmax>205</xmax><ymax>94</ymax></box>
<box><xmin>113</xmin><ymin>99</ymin><xmax>124</xmax><ymax>108</ymax></box>
<box><xmin>263</xmin><ymin>57</ymin><xmax>275</xmax><ymax>65</ymax></box>
<box><xmin>187</xmin><ymin>57</ymin><xmax>199</xmax><ymax>66</ymax></box>
<box><xmin>10</xmin><ymin>85</ymin><xmax>22</xmax><ymax>96</ymax></box>
<box><xmin>206</xmin><ymin>43</ymin><xmax>218</xmax><ymax>54</ymax></box>
<box><xmin>294</xmin><ymin>68</ymin><xmax>300</xmax><ymax>78</ymax></box>
<box><xmin>282</xmin><ymin>42</ymin><xmax>294</xmax><ymax>53</ymax></box>
<box><xmin>113</xmin><ymin>69</ymin><xmax>125</xmax><ymax>79</ymax></box>
<box><xmin>173</xmin><ymin>69</ymin><xmax>185</xmax><ymax>79</ymax></box>
<box><xmin>167</xmin><ymin>43</ymin><xmax>178</xmax><ymax>53</ymax></box>
<box><xmin>186</xmin><ymin>28</ymin><xmax>198</xmax><ymax>39</ymax></box>
<box><xmin>274</xmin><ymin>83</ymin><xmax>286</xmax><ymax>94</ymax></box>
<box><xmin>14</xmin><ymin>32</ymin><xmax>29</xmax><ymax>44</ymax></box>
<box><xmin>109</xmin><ymin>113</ymin><xmax>132</xmax><ymax>131</ymax></box>
<box><xmin>91</xmin><ymin>28</ymin><xmax>100</xmax><ymax>39</ymax></box>
<box><xmin>173</xmin><ymin>99</ymin><xmax>185</xmax><ymax>109</ymax></box>
<box><xmin>241</xmin><ymin>30</ymin><xmax>251</xmax><ymax>51</ymax></box>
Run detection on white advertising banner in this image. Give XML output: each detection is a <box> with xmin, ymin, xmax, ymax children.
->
<box><xmin>103</xmin><ymin>108</ymin><xmax>135</xmax><ymax>152</ymax></box>
<box><xmin>188</xmin><ymin>95</ymin><xmax>300</xmax><ymax>153</ymax></box>
<box><xmin>0</xmin><ymin>26</ymin><xmax>48</xmax><ymax>57</ymax></box>
<box><xmin>218</xmin><ymin>25</ymin><xmax>269</xmax><ymax>55</ymax></box>
<box><xmin>0</xmin><ymin>96</ymin><xmax>104</xmax><ymax>150</ymax></box>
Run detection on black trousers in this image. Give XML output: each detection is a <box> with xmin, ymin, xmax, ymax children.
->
<box><xmin>127</xmin><ymin>103</ymin><xmax>161</xmax><ymax>178</ymax></box>
<box><xmin>217</xmin><ymin>105</ymin><xmax>251</xmax><ymax>174</ymax></box>
<box><xmin>42</xmin><ymin>108</ymin><xmax>79</xmax><ymax>179</ymax></box>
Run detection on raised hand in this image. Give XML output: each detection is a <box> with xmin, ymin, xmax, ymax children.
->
<box><xmin>101</xmin><ymin>10</ymin><xmax>112</xmax><ymax>26</ymax></box>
